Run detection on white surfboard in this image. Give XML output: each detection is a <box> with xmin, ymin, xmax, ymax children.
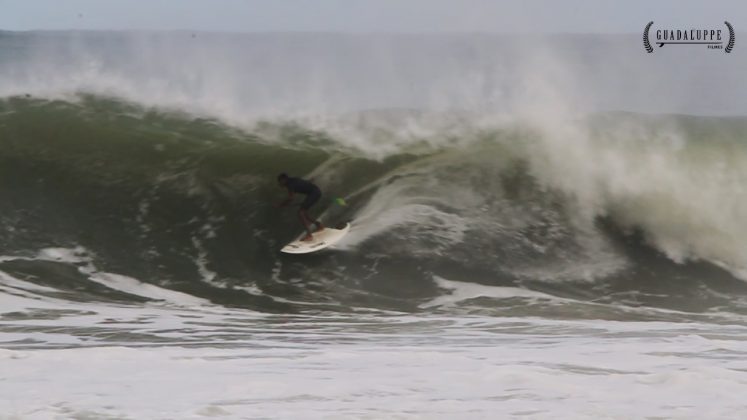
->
<box><xmin>281</xmin><ymin>223</ymin><xmax>351</xmax><ymax>254</ymax></box>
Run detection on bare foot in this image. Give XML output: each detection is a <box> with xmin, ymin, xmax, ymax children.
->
<box><xmin>301</xmin><ymin>234</ymin><xmax>314</xmax><ymax>242</ymax></box>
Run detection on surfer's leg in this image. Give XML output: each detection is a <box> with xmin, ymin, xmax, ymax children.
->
<box><xmin>302</xmin><ymin>190</ymin><xmax>324</xmax><ymax>232</ymax></box>
<box><xmin>298</xmin><ymin>209</ymin><xmax>314</xmax><ymax>241</ymax></box>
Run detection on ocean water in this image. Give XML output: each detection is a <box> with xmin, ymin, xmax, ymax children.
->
<box><xmin>1</xmin><ymin>31</ymin><xmax>747</xmax><ymax>419</ymax></box>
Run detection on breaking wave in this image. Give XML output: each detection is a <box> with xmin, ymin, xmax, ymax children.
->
<box><xmin>1</xmin><ymin>31</ymin><xmax>747</xmax><ymax>315</ymax></box>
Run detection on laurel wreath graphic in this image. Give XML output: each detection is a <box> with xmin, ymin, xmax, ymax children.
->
<box><xmin>643</xmin><ymin>21</ymin><xmax>654</xmax><ymax>53</ymax></box>
<box><xmin>725</xmin><ymin>21</ymin><xmax>735</xmax><ymax>53</ymax></box>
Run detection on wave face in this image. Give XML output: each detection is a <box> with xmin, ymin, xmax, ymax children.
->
<box><xmin>1</xmin><ymin>31</ymin><xmax>747</xmax><ymax>315</ymax></box>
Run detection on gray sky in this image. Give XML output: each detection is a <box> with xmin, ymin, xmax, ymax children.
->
<box><xmin>0</xmin><ymin>0</ymin><xmax>745</xmax><ymax>33</ymax></box>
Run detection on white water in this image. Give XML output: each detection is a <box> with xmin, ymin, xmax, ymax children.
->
<box><xmin>2</xmin><ymin>263</ymin><xmax>747</xmax><ymax>419</ymax></box>
<box><xmin>2</xmin><ymin>299</ymin><xmax>747</xmax><ymax>419</ymax></box>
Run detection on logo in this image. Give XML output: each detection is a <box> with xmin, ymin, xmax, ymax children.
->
<box><xmin>644</xmin><ymin>21</ymin><xmax>734</xmax><ymax>53</ymax></box>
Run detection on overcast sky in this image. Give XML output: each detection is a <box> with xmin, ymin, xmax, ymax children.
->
<box><xmin>0</xmin><ymin>0</ymin><xmax>745</xmax><ymax>33</ymax></box>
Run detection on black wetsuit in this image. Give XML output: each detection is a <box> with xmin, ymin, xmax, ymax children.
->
<box><xmin>286</xmin><ymin>177</ymin><xmax>321</xmax><ymax>210</ymax></box>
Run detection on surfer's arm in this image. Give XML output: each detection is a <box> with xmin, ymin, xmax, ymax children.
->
<box><xmin>276</xmin><ymin>189</ymin><xmax>294</xmax><ymax>208</ymax></box>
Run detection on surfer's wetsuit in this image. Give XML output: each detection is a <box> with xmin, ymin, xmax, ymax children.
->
<box><xmin>285</xmin><ymin>177</ymin><xmax>322</xmax><ymax>210</ymax></box>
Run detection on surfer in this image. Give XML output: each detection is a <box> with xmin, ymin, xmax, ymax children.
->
<box><xmin>276</xmin><ymin>173</ymin><xmax>325</xmax><ymax>241</ymax></box>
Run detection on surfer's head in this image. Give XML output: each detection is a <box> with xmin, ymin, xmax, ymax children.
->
<box><xmin>277</xmin><ymin>173</ymin><xmax>289</xmax><ymax>186</ymax></box>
